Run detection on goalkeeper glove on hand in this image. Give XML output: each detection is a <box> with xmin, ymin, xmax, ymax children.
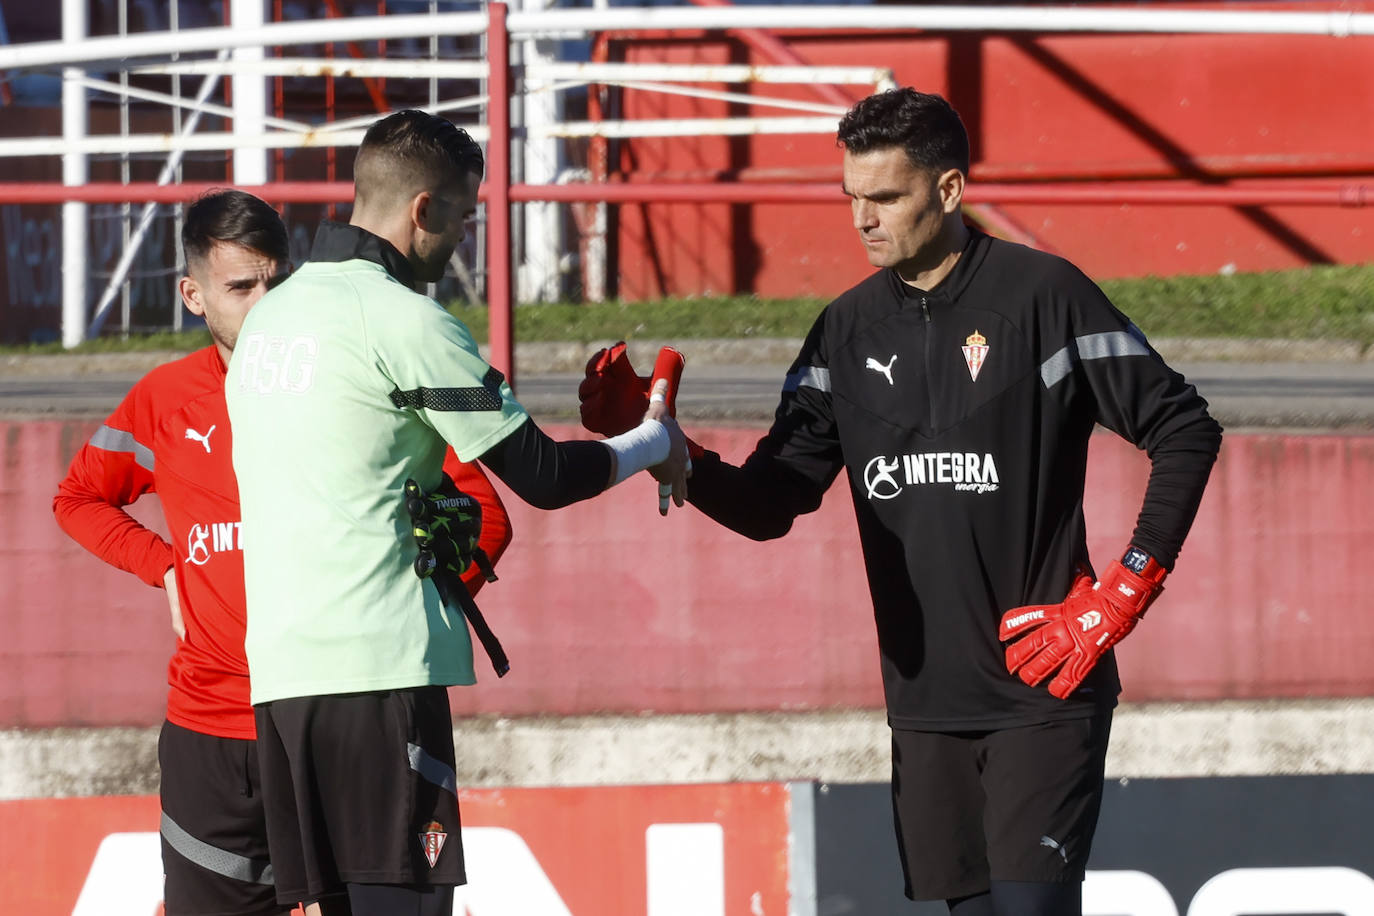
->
<box><xmin>999</xmin><ymin>546</ymin><xmax>1167</xmax><ymax>699</ymax></box>
<box><xmin>578</xmin><ymin>341</ymin><xmax>650</xmax><ymax>436</ymax></box>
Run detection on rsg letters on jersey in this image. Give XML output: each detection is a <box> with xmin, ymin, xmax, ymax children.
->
<box><xmin>236</xmin><ymin>332</ymin><xmax>319</xmax><ymax>395</ymax></box>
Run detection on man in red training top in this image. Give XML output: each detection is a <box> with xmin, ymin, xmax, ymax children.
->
<box><xmin>53</xmin><ymin>189</ymin><xmax>512</xmax><ymax>915</ymax></box>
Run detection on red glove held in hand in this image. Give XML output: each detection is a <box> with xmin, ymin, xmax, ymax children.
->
<box><xmin>579</xmin><ymin>343</ymin><xmax>704</xmax><ymax>457</ymax></box>
<box><xmin>999</xmin><ymin>547</ymin><xmax>1167</xmax><ymax>699</ymax></box>
<box><xmin>578</xmin><ymin>341</ymin><xmax>649</xmax><ymax>436</ymax></box>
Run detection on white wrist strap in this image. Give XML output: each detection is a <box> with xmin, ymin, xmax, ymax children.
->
<box><xmin>605</xmin><ymin>418</ymin><xmax>671</xmax><ymax>486</ymax></box>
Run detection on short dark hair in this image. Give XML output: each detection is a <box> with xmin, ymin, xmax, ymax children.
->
<box><xmin>837</xmin><ymin>88</ymin><xmax>970</xmax><ymax>176</ymax></box>
<box><xmin>354</xmin><ymin>110</ymin><xmax>484</xmax><ymax>206</ymax></box>
<box><xmin>181</xmin><ymin>189</ymin><xmax>289</xmax><ymax>270</ymax></box>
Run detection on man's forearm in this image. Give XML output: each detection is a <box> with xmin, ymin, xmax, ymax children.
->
<box><xmin>687</xmin><ymin>449</ymin><xmax>822</xmax><ymax>541</ymax></box>
<box><xmin>1132</xmin><ymin>415</ymin><xmax>1223</xmax><ymax>568</ymax></box>
<box><xmin>479</xmin><ymin>418</ymin><xmax>612</xmax><ymax>510</ymax></box>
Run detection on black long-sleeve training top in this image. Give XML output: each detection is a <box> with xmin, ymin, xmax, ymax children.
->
<box><xmin>688</xmin><ymin>230</ymin><xmax>1223</xmax><ymax>730</ymax></box>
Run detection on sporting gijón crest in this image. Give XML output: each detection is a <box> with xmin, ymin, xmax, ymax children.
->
<box><xmin>962</xmin><ymin>330</ymin><xmax>989</xmax><ymax>382</ymax></box>
<box><xmin>419</xmin><ymin>820</ymin><xmax>448</xmax><ymax>867</ymax></box>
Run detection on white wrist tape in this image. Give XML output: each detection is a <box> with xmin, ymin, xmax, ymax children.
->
<box><xmin>605</xmin><ymin>418</ymin><xmax>671</xmax><ymax>486</ymax></box>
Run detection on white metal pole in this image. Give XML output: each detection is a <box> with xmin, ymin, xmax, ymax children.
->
<box><xmin>60</xmin><ymin>0</ymin><xmax>88</xmax><ymax>348</ymax></box>
<box><xmin>586</xmin><ymin>0</ymin><xmax>610</xmax><ymax>303</ymax></box>
<box><xmin>505</xmin><ymin>5</ymin><xmax>1374</xmax><ymax>37</ymax></box>
<box><xmin>4</xmin><ymin>7</ymin><xmax>1369</xmax><ymax>72</ymax></box>
<box><xmin>520</xmin><ymin>0</ymin><xmax>562</xmax><ymax>303</ymax></box>
<box><xmin>0</xmin><ymin>13</ymin><xmax>489</xmax><ymax>70</ymax></box>
<box><xmin>231</xmin><ymin>0</ymin><xmax>269</xmax><ymax>185</ymax></box>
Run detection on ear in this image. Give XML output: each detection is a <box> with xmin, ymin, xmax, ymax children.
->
<box><xmin>179</xmin><ymin>274</ymin><xmax>205</xmax><ymax>317</ymax></box>
<box><xmin>409</xmin><ymin>190</ymin><xmax>434</xmax><ymax>232</ymax></box>
<box><xmin>936</xmin><ymin>168</ymin><xmax>966</xmax><ymax>214</ymax></box>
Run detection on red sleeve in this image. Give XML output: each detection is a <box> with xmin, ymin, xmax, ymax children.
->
<box><xmin>442</xmin><ymin>448</ymin><xmax>513</xmax><ymax>598</ymax></box>
<box><xmin>52</xmin><ymin>380</ymin><xmax>175</xmax><ymax>588</ymax></box>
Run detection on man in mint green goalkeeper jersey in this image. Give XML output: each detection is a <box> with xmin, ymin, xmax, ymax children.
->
<box><xmin>225</xmin><ymin>109</ymin><xmax>688</xmax><ymax>916</ymax></box>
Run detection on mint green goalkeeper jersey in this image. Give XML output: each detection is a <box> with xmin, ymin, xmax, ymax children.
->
<box><xmin>225</xmin><ymin>223</ymin><xmax>528</xmax><ymax>704</ymax></box>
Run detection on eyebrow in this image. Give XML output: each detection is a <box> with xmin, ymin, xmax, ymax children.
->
<box><xmin>843</xmin><ymin>184</ymin><xmax>904</xmax><ymax>201</ymax></box>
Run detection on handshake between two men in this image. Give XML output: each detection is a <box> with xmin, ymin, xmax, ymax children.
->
<box><xmin>579</xmin><ymin>342</ymin><xmax>701</xmax><ymax>516</ymax></box>
<box><xmin>574</xmin><ymin>342</ymin><xmax>1170</xmax><ymax>701</ymax></box>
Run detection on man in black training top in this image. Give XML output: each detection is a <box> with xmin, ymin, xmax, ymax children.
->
<box><xmin>580</xmin><ymin>88</ymin><xmax>1222</xmax><ymax>915</ymax></box>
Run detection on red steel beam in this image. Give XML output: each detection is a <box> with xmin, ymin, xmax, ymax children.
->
<box><xmin>320</xmin><ymin>0</ymin><xmax>390</xmax><ymax>114</ymax></box>
<box><xmin>485</xmin><ymin>2</ymin><xmax>514</xmax><ymax>386</ymax></box>
<box><xmin>508</xmin><ymin>182</ymin><xmax>1373</xmax><ymax>207</ymax></box>
<box><xmin>0</xmin><ymin>180</ymin><xmax>1368</xmax><ymax>207</ymax></box>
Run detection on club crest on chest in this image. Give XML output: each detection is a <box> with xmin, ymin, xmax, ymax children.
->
<box><xmin>962</xmin><ymin>330</ymin><xmax>989</xmax><ymax>381</ymax></box>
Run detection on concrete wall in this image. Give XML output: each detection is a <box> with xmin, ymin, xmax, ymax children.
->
<box><xmin>6</xmin><ymin>420</ymin><xmax>1374</xmax><ymax>729</ymax></box>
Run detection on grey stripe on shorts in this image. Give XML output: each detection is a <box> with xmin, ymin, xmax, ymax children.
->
<box><xmin>160</xmin><ymin>811</ymin><xmax>274</xmax><ymax>885</ymax></box>
<box><xmin>408</xmin><ymin>742</ymin><xmax>458</xmax><ymax>797</ymax></box>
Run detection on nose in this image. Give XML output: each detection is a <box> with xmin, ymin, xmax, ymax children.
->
<box><xmin>852</xmin><ymin>198</ymin><xmax>877</xmax><ymax>231</ymax></box>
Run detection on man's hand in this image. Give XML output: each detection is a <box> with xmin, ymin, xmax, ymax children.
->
<box><xmin>646</xmin><ymin>378</ymin><xmax>692</xmax><ymax>515</ymax></box>
<box><xmin>647</xmin><ymin>347</ymin><xmax>687</xmax><ymax>514</ymax></box>
<box><xmin>999</xmin><ymin>547</ymin><xmax>1167</xmax><ymax>699</ymax></box>
<box><xmin>162</xmin><ymin>566</ymin><xmax>185</xmax><ymax>640</ymax></box>
<box><xmin>579</xmin><ymin>341</ymin><xmax>649</xmax><ymax>436</ymax></box>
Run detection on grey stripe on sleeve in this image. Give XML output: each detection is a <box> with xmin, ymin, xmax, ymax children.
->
<box><xmin>160</xmin><ymin>811</ymin><xmax>274</xmax><ymax>885</ymax></box>
<box><xmin>408</xmin><ymin>741</ymin><xmax>458</xmax><ymax>797</ymax></box>
<box><xmin>90</xmin><ymin>425</ymin><xmax>155</xmax><ymax>472</ymax></box>
<box><xmin>783</xmin><ymin>366</ymin><xmax>831</xmax><ymax>393</ymax></box>
<box><xmin>1041</xmin><ymin>328</ymin><xmax>1151</xmax><ymax>389</ymax></box>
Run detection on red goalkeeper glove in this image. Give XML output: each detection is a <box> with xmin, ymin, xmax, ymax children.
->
<box><xmin>579</xmin><ymin>343</ymin><xmax>700</xmax><ymax>516</ymax></box>
<box><xmin>578</xmin><ymin>342</ymin><xmax>703</xmax><ymax>456</ymax></box>
<box><xmin>999</xmin><ymin>546</ymin><xmax>1167</xmax><ymax>699</ymax></box>
<box><xmin>578</xmin><ymin>341</ymin><xmax>650</xmax><ymax>436</ymax></box>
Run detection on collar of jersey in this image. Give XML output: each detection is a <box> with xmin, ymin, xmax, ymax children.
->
<box><xmin>890</xmin><ymin>228</ymin><xmax>992</xmax><ymax>306</ymax></box>
<box><xmin>308</xmin><ymin>221</ymin><xmax>416</xmax><ymax>288</ymax></box>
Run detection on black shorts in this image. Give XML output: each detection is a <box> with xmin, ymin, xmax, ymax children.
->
<box><xmin>890</xmin><ymin>713</ymin><xmax>1112</xmax><ymax>900</ymax></box>
<box><xmin>157</xmin><ymin>720</ymin><xmax>286</xmax><ymax>916</ymax></box>
<box><xmin>253</xmin><ymin>686</ymin><xmax>466</xmax><ymax>904</ymax></box>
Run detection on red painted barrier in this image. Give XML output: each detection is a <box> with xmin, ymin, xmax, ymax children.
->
<box><xmin>0</xmin><ymin>783</ymin><xmax>791</xmax><ymax>915</ymax></box>
<box><xmin>611</xmin><ymin>1</ymin><xmax>1374</xmax><ymax>299</ymax></box>
<box><xmin>5</xmin><ymin>420</ymin><xmax>1373</xmax><ymax>728</ymax></box>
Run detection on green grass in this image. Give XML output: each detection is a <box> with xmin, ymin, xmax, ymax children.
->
<box><xmin>4</xmin><ymin>263</ymin><xmax>1371</xmax><ymax>354</ymax></box>
<box><xmin>2</xmin><ymin>329</ymin><xmax>214</xmax><ymax>355</ymax></box>
<box><xmin>1100</xmin><ymin>264</ymin><xmax>1374</xmax><ymax>345</ymax></box>
<box><xmin>453</xmin><ymin>263</ymin><xmax>1374</xmax><ymax>346</ymax></box>
<box><xmin>448</xmin><ymin>296</ymin><xmax>830</xmax><ymax>344</ymax></box>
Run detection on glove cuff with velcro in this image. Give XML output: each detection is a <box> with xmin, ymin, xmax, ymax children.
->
<box><xmin>1096</xmin><ymin>546</ymin><xmax>1168</xmax><ymax>618</ymax></box>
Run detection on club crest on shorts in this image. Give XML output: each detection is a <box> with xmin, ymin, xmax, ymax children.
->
<box><xmin>418</xmin><ymin>820</ymin><xmax>448</xmax><ymax>867</ymax></box>
<box><xmin>962</xmin><ymin>330</ymin><xmax>989</xmax><ymax>382</ymax></box>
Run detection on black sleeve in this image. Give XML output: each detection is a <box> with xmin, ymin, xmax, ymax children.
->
<box><xmin>687</xmin><ymin>309</ymin><xmax>845</xmax><ymax>540</ymax></box>
<box><xmin>478</xmin><ymin>417</ymin><xmax>611</xmax><ymax>510</ymax></box>
<box><xmin>1058</xmin><ymin>268</ymin><xmax>1223</xmax><ymax>570</ymax></box>
<box><xmin>1115</xmin><ymin>368</ymin><xmax>1222</xmax><ymax>571</ymax></box>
